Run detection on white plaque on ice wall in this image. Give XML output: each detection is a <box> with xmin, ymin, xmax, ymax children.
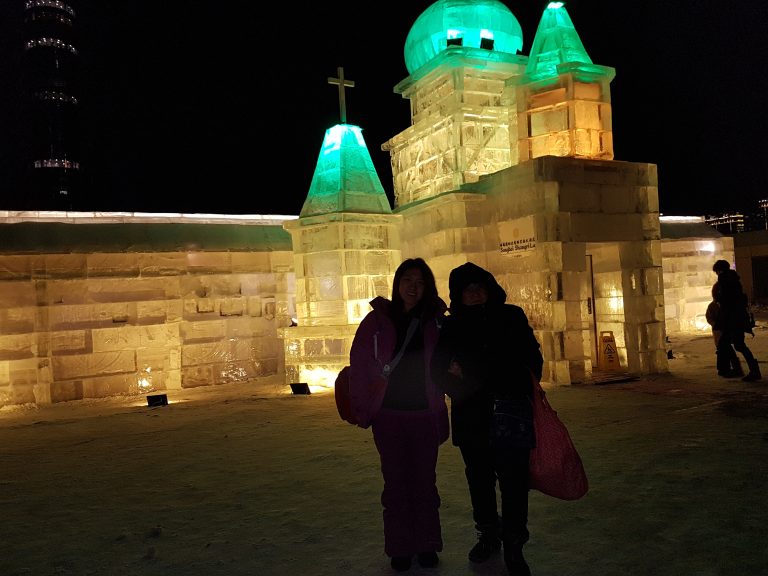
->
<box><xmin>498</xmin><ymin>217</ymin><xmax>536</xmax><ymax>257</ymax></box>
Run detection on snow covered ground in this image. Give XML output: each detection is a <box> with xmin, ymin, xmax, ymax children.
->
<box><xmin>1</xmin><ymin>326</ymin><xmax>767</xmax><ymax>576</ymax></box>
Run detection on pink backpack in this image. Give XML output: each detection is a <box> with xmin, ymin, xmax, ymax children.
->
<box><xmin>334</xmin><ymin>366</ymin><xmax>357</xmax><ymax>425</ymax></box>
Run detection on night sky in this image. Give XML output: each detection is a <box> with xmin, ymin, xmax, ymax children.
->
<box><xmin>1</xmin><ymin>1</ymin><xmax>766</xmax><ymax>216</ymax></box>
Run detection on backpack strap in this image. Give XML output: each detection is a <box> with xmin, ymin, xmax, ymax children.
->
<box><xmin>382</xmin><ymin>318</ymin><xmax>419</xmax><ymax>377</ymax></box>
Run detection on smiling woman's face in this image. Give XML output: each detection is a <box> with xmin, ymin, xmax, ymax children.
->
<box><xmin>399</xmin><ymin>268</ymin><xmax>425</xmax><ymax>312</ymax></box>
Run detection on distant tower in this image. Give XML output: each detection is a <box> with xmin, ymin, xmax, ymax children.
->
<box><xmin>21</xmin><ymin>0</ymin><xmax>81</xmax><ymax>210</ymax></box>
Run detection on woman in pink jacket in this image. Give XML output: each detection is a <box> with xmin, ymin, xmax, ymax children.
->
<box><xmin>349</xmin><ymin>258</ymin><xmax>449</xmax><ymax>572</ymax></box>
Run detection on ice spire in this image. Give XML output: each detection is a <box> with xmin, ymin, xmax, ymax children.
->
<box><xmin>525</xmin><ymin>2</ymin><xmax>592</xmax><ymax>81</ymax></box>
<box><xmin>299</xmin><ymin>124</ymin><xmax>392</xmax><ymax>217</ymax></box>
<box><xmin>299</xmin><ymin>67</ymin><xmax>392</xmax><ymax>217</ymax></box>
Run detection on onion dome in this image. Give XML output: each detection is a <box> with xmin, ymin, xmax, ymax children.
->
<box><xmin>404</xmin><ymin>0</ymin><xmax>523</xmax><ymax>75</ymax></box>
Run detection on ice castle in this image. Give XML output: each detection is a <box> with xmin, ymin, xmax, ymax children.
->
<box><xmin>0</xmin><ymin>1</ymin><xmax>736</xmax><ymax>405</ymax></box>
<box><xmin>284</xmin><ymin>0</ymin><xmax>665</xmax><ymax>389</ymax></box>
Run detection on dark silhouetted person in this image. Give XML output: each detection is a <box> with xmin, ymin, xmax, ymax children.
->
<box><xmin>348</xmin><ymin>258</ymin><xmax>449</xmax><ymax>571</ymax></box>
<box><xmin>430</xmin><ymin>262</ymin><xmax>543</xmax><ymax>576</ymax></box>
<box><xmin>706</xmin><ymin>298</ymin><xmax>741</xmax><ymax>376</ymax></box>
<box><xmin>712</xmin><ymin>259</ymin><xmax>761</xmax><ymax>382</ymax></box>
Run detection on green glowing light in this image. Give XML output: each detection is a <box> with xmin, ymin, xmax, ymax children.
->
<box><xmin>525</xmin><ymin>1</ymin><xmax>593</xmax><ymax>81</ymax></box>
<box><xmin>404</xmin><ymin>0</ymin><xmax>523</xmax><ymax>75</ymax></box>
<box><xmin>300</xmin><ymin>124</ymin><xmax>392</xmax><ymax>217</ymax></box>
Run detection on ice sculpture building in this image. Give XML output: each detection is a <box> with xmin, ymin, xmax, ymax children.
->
<box><xmin>0</xmin><ymin>1</ymin><xmax>690</xmax><ymax>407</ymax></box>
<box><xmin>280</xmin><ymin>124</ymin><xmax>403</xmax><ymax>388</ymax></box>
<box><xmin>282</xmin><ymin>0</ymin><xmax>666</xmax><ymax>388</ymax></box>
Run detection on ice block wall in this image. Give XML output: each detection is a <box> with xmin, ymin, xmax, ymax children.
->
<box><xmin>0</xmin><ymin>217</ymin><xmax>295</xmax><ymax>407</ymax></box>
<box><xmin>383</xmin><ymin>52</ymin><xmax>527</xmax><ymax>209</ymax></box>
<box><xmin>397</xmin><ymin>156</ymin><xmax>667</xmax><ymax>384</ymax></box>
<box><xmin>486</xmin><ymin>157</ymin><xmax>666</xmax><ymax>380</ymax></box>
<box><xmin>514</xmin><ymin>73</ymin><xmax>614</xmax><ymax>163</ymax></box>
<box><xmin>281</xmin><ymin>212</ymin><xmax>402</xmax><ymax>389</ymax></box>
<box><xmin>661</xmin><ymin>219</ymin><xmax>735</xmax><ymax>334</ymax></box>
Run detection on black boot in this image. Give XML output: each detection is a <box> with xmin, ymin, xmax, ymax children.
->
<box><xmin>504</xmin><ymin>542</ymin><xmax>531</xmax><ymax>576</ymax></box>
<box><xmin>416</xmin><ymin>551</ymin><xmax>439</xmax><ymax>568</ymax></box>
<box><xmin>503</xmin><ymin>529</ymin><xmax>531</xmax><ymax>576</ymax></box>
<box><xmin>390</xmin><ymin>556</ymin><xmax>411</xmax><ymax>572</ymax></box>
<box><xmin>742</xmin><ymin>359</ymin><xmax>762</xmax><ymax>382</ymax></box>
<box><xmin>468</xmin><ymin>531</ymin><xmax>501</xmax><ymax>563</ymax></box>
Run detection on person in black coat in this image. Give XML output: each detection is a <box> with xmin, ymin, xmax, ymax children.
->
<box><xmin>712</xmin><ymin>260</ymin><xmax>761</xmax><ymax>381</ymax></box>
<box><xmin>430</xmin><ymin>262</ymin><xmax>543</xmax><ymax>576</ymax></box>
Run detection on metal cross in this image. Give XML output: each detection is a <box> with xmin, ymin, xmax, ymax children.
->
<box><xmin>328</xmin><ymin>66</ymin><xmax>355</xmax><ymax>124</ymax></box>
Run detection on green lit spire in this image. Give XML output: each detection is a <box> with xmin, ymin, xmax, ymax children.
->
<box><xmin>299</xmin><ymin>124</ymin><xmax>392</xmax><ymax>217</ymax></box>
<box><xmin>525</xmin><ymin>2</ymin><xmax>593</xmax><ymax>81</ymax></box>
<box><xmin>404</xmin><ymin>0</ymin><xmax>523</xmax><ymax>75</ymax></box>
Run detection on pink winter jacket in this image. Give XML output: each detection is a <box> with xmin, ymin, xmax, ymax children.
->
<box><xmin>348</xmin><ymin>296</ymin><xmax>450</xmax><ymax>443</ymax></box>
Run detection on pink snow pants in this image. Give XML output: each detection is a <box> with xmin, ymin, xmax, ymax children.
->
<box><xmin>372</xmin><ymin>408</ymin><xmax>443</xmax><ymax>558</ymax></box>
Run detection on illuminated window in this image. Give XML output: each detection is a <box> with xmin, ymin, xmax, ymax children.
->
<box><xmin>480</xmin><ymin>28</ymin><xmax>494</xmax><ymax>50</ymax></box>
<box><xmin>447</xmin><ymin>29</ymin><xmax>463</xmax><ymax>47</ymax></box>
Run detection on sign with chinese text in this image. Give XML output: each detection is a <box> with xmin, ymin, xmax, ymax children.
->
<box><xmin>498</xmin><ymin>216</ymin><xmax>536</xmax><ymax>257</ymax></box>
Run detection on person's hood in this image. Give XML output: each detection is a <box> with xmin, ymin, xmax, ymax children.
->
<box><xmin>448</xmin><ymin>262</ymin><xmax>506</xmax><ymax>311</ymax></box>
<box><xmin>712</xmin><ymin>259</ymin><xmax>730</xmax><ymax>274</ymax></box>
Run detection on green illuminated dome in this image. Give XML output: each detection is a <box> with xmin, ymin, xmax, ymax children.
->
<box><xmin>404</xmin><ymin>0</ymin><xmax>523</xmax><ymax>75</ymax></box>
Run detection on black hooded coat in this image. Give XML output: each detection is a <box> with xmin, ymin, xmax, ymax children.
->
<box><xmin>712</xmin><ymin>268</ymin><xmax>752</xmax><ymax>335</ymax></box>
<box><xmin>430</xmin><ymin>262</ymin><xmax>544</xmax><ymax>446</ymax></box>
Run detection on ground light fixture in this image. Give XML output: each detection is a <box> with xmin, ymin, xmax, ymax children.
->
<box><xmin>146</xmin><ymin>394</ymin><xmax>168</xmax><ymax>407</ymax></box>
<box><xmin>289</xmin><ymin>383</ymin><xmax>311</xmax><ymax>395</ymax></box>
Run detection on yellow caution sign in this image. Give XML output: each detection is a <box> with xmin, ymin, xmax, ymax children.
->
<box><xmin>598</xmin><ymin>331</ymin><xmax>621</xmax><ymax>371</ymax></box>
